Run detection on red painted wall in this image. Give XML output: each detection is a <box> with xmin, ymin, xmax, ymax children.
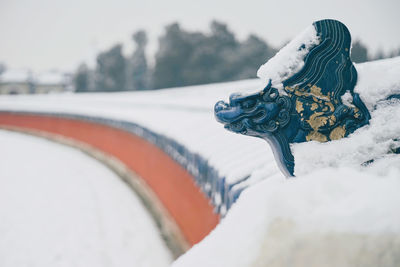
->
<box><xmin>0</xmin><ymin>113</ymin><xmax>219</xmax><ymax>246</ymax></box>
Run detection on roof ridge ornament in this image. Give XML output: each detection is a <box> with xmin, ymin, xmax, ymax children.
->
<box><xmin>214</xmin><ymin>19</ymin><xmax>371</xmax><ymax>177</ymax></box>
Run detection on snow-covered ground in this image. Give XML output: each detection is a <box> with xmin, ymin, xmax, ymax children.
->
<box><xmin>0</xmin><ymin>130</ymin><xmax>172</xmax><ymax>267</ymax></box>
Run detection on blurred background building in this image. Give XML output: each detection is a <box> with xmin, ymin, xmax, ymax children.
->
<box><xmin>0</xmin><ymin>69</ymin><xmax>72</xmax><ymax>95</ymax></box>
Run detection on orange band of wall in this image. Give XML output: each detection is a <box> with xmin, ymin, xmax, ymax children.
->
<box><xmin>0</xmin><ymin>112</ymin><xmax>219</xmax><ymax>245</ymax></box>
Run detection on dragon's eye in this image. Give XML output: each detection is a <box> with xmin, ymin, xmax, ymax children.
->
<box><xmin>263</xmin><ymin>88</ymin><xmax>279</xmax><ymax>102</ymax></box>
<box><xmin>269</xmin><ymin>89</ymin><xmax>278</xmax><ymax>100</ymax></box>
<box><xmin>241</xmin><ymin>99</ymin><xmax>256</xmax><ymax>109</ymax></box>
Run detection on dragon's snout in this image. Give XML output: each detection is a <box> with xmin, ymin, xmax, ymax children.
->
<box><xmin>214</xmin><ymin>99</ymin><xmax>243</xmax><ymax>124</ymax></box>
<box><xmin>214</xmin><ymin>93</ymin><xmax>245</xmax><ymax>114</ymax></box>
<box><xmin>214</xmin><ymin>100</ymin><xmax>228</xmax><ymax>113</ymax></box>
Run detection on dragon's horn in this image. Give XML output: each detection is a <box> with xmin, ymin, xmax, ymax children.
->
<box><xmin>263</xmin><ymin>79</ymin><xmax>272</xmax><ymax>93</ymax></box>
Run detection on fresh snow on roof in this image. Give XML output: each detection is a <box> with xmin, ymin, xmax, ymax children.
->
<box><xmin>355</xmin><ymin>56</ymin><xmax>400</xmax><ymax>110</ymax></box>
<box><xmin>0</xmin><ymin>130</ymin><xmax>172</xmax><ymax>267</ymax></box>
<box><xmin>0</xmin><ymin>69</ymin><xmax>32</xmax><ymax>83</ymax></box>
<box><xmin>36</xmin><ymin>71</ymin><xmax>67</xmax><ymax>85</ymax></box>
<box><xmin>293</xmin><ymin>97</ymin><xmax>400</xmax><ymax>176</ymax></box>
<box><xmin>0</xmin><ymin>70</ymin><xmax>69</xmax><ymax>86</ymax></box>
<box><xmin>257</xmin><ymin>25</ymin><xmax>320</xmax><ymax>91</ymax></box>
<box><xmin>173</xmin><ymin>168</ymin><xmax>400</xmax><ymax>267</ymax></box>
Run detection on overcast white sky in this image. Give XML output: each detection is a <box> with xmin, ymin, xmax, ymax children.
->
<box><xmin>1</xmin><ymin>0</ymin><xmax>399</xmax><ymax>73</ymax></box>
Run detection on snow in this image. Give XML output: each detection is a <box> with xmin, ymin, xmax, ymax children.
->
<box><xmin>173</xmin><ymin>169</ymin><xmax>400</xmax><ymax>267</ymax></box>
<box><xmin>0</xmin><ymin>59</ymin><xmax>398</xmax><ymax>195</ymax></box>
<box><xmin>0</xmin><ymin>56</ymin><xmax>399</xmax><ymax>266</ymax></box>
<box><xmin>0</xmin><ymin>79</ymin><xmax>282</xmax><ymax>189</ymax></box>
<box><xmin>173</xmin><ymin>57</ymin><xmax>400</xmax><ymax>266</ymax></box>
<box><xmin>36</xmin><ymin>71</ymin><xmax>67</xmax><ymax>85</ymax></box>
<box><xmin>0</xmin><ymin>69</ymin><xmax>32</xmax><ymax>83</ymax></box>
<box><xmin>0</xmin><ymin>79</ymin><xmax>282</xmax><ymax>213</ymax></box>
<box><xmin>293</xmin><ymin>56</ymin><xmax>400</xmax><ymax>177</ymax></box>
<box><xmin>0</xmin><ymin>130</ymin><xmax>172</xmax><ymax>267</ymax></box>
<box><xmin>293</xmin><ymin>98</ymin><xmax>400</xmax><ymax>176</ymax></box>
<box><xmin>257</xmin><ymin>25</ymin><xmax>320</xmax><ymax>91</ymax></box>
<box><xmin>355</xmin><ymin>56</ymin><xmax>400</xmax><ymax>110</ymax></box>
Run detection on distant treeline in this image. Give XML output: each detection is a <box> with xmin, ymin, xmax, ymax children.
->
<box><xmin>74</xmin><ymin>21</ymin><xmax>400</xmax><ymax>92</ymax></box>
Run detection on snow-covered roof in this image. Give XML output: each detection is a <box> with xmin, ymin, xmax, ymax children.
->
<box><xmin>0</xmin><ymin>57</ymin><xmax>399</xmax><ymax>266</ymax></box>
<box><xmin>257</xmin><ymin>24</ymin><xmax>320</xmax><ymax>91</ymax></box>
<box><xmin>0</xmin><ymin>70</ymin><xmax>69</xmax><ymax>86</ymax></box>
<box><xmin>36</xmin><ymin>71</ymin><xmax>67</xmax><ymax>85</ymax></box>
<box><xmin>0</xmin><ymin>69</ymin><xmax>32</xmax><ymax>83</ymax></box>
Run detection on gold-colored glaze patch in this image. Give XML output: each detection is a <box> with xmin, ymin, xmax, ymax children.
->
<box><xmin>309</xmin><ymin>85</ymin><xmax>330</xmax><ymax>101</ymax></box>
<box><xmin>285</xmin><ymin>86</ymin><xmax>295</xmax><ymax>93</ymax></box>
<box><xmin>328</xmin><ymin>115</ymin><xmax>336</xmax><ymax>126</ymax></box>
<box><xmin>287</xmin><ymin>85</ymin><xmax>330</xmax><ymax>102</ymax></box>
<box><xmin>306</xmin><ymin>131</ymin><xmax>328</xmax><ymax>142</ymax></box>
<box><xmin>354</xmin><ymin>107</ymin><xmax>361</xmax><ymax>118</ymax></box>
<box><xmin>285</xmin><ymin>84</ymin><xmax>358</xmax><ymax>143</ymax></box>
<box><xmin>311</xmin><ymin>103</ymin><xmax>318</xmax><ymax>111</ymax></box>
<box><xmin>329</xmin><ymin>126</ymin><xmax>346</xmax><ymax>140</ymax></box>
<box><xmin>296</xmin><ymin>100</ymin><xmax>304</xmax><ymax>113</ymax></box>
<box><xmin>307</xmin><ymin>112</ymin><xmax>328</xmax><ymax>131</ymax></box>
<box><xmin>326</xmin><ymin>102</ymin><xmax>335</xmax><ymax>112</ymax></box>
